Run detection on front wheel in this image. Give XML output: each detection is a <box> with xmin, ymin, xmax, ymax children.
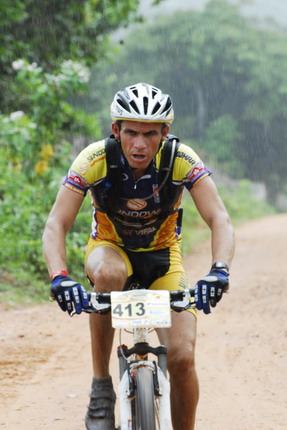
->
<box><xmin>134</xmin><ymin>367</ymin><xmax>158</xmax><ymax>430</ymax></box>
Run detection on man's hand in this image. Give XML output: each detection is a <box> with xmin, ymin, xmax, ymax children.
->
<box><xmin>195</xmin><ymin>262</ymin><xmax>229</xmax><ymax>314</ymax></box>
<box><xmin>50</xmin><ymin>275</ymin><xmax>89</xmax><ymax>316</ymax></box>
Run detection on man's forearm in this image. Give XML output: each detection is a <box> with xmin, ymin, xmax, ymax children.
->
<box><xmin>210</xmin><ymin>216</ymin><xmax>235</xmax><ymax>268</ymax></box>
<box><xmin>42</xmin><ymin>221</ymin><xmax>68</xmax><ymax>277</ymax></box>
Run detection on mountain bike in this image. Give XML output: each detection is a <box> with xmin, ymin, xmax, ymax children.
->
<box><xmin>83</xmin><ymin>286</ymin><xmax>195</xmax><ymax>430</ymax></box>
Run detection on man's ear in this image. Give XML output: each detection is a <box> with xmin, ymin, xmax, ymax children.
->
<box><xmin>111</xmin><ymin>122</ymin><xmax>120</xmax><ymax>140</ymax></box>
<box><xmin>162</xmin><ymin>124</ymin><xmax>170</xmax><ymax>140</ymax></box>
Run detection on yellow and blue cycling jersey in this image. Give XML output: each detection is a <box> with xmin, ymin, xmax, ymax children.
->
<box><xmin>63</xmin><ymin>138</ymin><xmax>211</xmax><ymax>251</ymax></box>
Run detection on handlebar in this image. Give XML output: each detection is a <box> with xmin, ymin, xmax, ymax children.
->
<box><xmin>83</xmin><ymin>288</ymin><xmax>195</xmax><ymax>315</ymax></box>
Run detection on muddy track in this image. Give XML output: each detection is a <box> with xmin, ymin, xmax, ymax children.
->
<box><xmin>1</xmin><ymin>214</ymin><xmax>286</xmax><ymax>429</ymax></box>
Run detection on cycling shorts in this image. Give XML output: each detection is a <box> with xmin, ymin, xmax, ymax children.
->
<box><xmin>85</xmin><ymin>238</ymin><xmax>196</xmax><ymax>316</ymax></box>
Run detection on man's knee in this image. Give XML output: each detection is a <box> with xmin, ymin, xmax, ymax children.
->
<box><xmin>168</xmin><ymin>345</ymin><xmax>196</xmax><ymax>376</ymax></box>
<box><xmin>95</xmin><ymin>262</ymin><xmax>126</xmax><ymax>288</ymax></box>
<box><xmin>89</xmin><ymin>261</ymin><xmax>127</xmax><ymax>291</ymax></box>
<box><xmin>86</xmin><ymin>248</ymin><xmax>128</xmax><ymax>291</ymax></box>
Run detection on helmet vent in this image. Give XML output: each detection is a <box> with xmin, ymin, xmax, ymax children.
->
<box><xmin>130</xmin><ymin>100</ymin><xmax>140</xmax><ymax>114</ymax></box>
<box><xmin>143</xmin><ymin>97</ymin><xmax>149</xmax><ymax>114</ymax></box>
<box><xmin>163</xmin><ymin>97</ymin><xmax>172</xmax><ymax>112</ymax></box>
<box><xmin>152</xmin><ymin>89</ymin><xmax>158</xmax><ymax>98</ymax></box>
<box><xmin>151</xmin><ymin>102</ymin><xmax>161</xmax><ymax>115</ymax></box>
<box><xmin>117</xmin><ymin>97</ymin><xmax>131</xmax><ymax>112</ymax></box>
<box><xmin>131</xmin><ymin>88</ymin><xmax>138</xmax><ymax>97</ymax></box>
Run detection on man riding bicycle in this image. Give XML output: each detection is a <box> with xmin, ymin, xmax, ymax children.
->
<box><xmin>42</xmin><ymin>82</ymin><xmax>235</xmax><ymax>430</ymax></box>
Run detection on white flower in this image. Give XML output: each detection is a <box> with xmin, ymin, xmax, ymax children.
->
<box><xmin>61</xmin><ymin>60</ymin><xmax>90</xmax><ymax>82</ymax></box>
<box><xmin>26</xmin><ymin>62</ymin><xmax>38</xmax><ymax>71</ymax></box>
<box><xmin>62</xmin><ymin>60</ymin><xmax>73</xmax><ymax>68</ymax></box>
<box><xmin>10</xmin><ymin>111</ymin><xmax>25</xmax><ymax>121</ymax></box>
<box><xmin>78</xmin><ymin>69</ymin><xmax>90</xmax><ymax>83</ymax></box>
<box><xmin>12</xmin><ymin>59</ymin><xmax>25</xmax><ymax>71</ymax></box>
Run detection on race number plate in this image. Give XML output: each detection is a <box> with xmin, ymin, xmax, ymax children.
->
<box><xmin>111</xmin><ymin>289</ymin><xmax>171</xmax><ymax>329</ymax></box>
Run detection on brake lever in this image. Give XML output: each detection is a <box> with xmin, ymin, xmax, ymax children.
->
<box><xmin>89</xmin><ymin>293</ymin><xmax>111</xmax><ymax>314</ymax></box>
<box><xmin>170</xmin><ymin>289</ymin><xmax>192</xmax><ymax>313</ymax></box>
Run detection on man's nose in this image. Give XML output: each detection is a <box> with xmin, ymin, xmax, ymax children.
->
<box><xmin>133</xmin><ymin>134</ymin><xmax>146</xmax><ymax>148</ymax></box>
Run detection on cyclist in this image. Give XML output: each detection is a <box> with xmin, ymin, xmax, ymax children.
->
<box><xmin>42</xmin><ymin>82</ymin><xmax>235</xmax><ymax>430</ymax></box>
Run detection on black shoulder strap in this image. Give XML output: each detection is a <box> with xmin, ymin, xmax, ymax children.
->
<box><xmin>99</xmin><ymin>135</ymin><xmax>122</xmax><ymax>214</ymax></box>
<box><xmin>105</xmin><ymin>135</ymin><xmax>121</xmax><ymax>170</ymax></box>
<box><xmin>158</xmin><ymin>134</ymin><xmax>180</xmax><ymax>216</ymax></box>
<box><xmin>159</xmin><ymin>134</ymin><xmax>179</xmax><ymax>176</ymax></box>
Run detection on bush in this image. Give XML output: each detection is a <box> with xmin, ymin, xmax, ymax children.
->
<box><xmin>180</xmin><ymin>178</ymin><xmax>276</xmax><ymax>256</ymax></box>
<box><xmin>0</xmin><ymin>59</ymin><xmax>101</xmax><ymax>303</ymax></box>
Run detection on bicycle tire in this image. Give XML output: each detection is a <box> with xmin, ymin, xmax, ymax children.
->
<box><xmin>133</xmin><ymin>367</ymin><xmax>158</xmax><ymax>430</ymax></box>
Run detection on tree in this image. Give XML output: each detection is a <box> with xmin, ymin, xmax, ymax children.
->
<box><xmin>0</xmin><ymin>0</ymin><xmax>145</xmax><ymax>113</ymax></box>
<box><xmin>90</xmin><ymin>0</ymin><xmax>287</xmax><ymax>202</ymax></box>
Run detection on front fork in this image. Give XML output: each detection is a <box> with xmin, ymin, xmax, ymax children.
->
<box><xmin>117</xmin><ymin>343</ymin><xmax>172</xmax><ymax>429</ymax></box>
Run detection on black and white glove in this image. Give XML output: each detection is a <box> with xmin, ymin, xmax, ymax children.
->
<box><xmin>51</xmin><ymin>274</ymin><xmax>89</xmax><ymax>316</ymax></box>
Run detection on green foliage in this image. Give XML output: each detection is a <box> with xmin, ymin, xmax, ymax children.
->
<box><xmin>219</xmin><ymin>179</ymin><xmax>276</xmax><ymax>223</ymax></box>
<box><xmin>0</xmin><ymin>59</ymin><xmax>100</xmax><ymax>178</ymax></box>
<box><xmin>200</xmin><ymin>115</ymin><xmax>244</xmax><ymax>177</ymax></box>
<box><xmin>0</xmin><ymin>161</ymin><xmax>93</xmax><ymax>298</ymax></box>
<box><xmin>0</xmin><ymin>165</ymin><xmax>54</xmax><ymax>276</ymax></box>
<box><xmin>180</xmin><ymin>179</ymin><xmax>276</xmax><ymax>256</ymax></box>
<box><xmin>0</xmin><ymin>59</ymin><xmax>98</xmax><ymax>289</ymax></box>
<box><xmin>0</xmin><ymin>0</ymin><xmax>145</xmax><ymax>112</ymax></box>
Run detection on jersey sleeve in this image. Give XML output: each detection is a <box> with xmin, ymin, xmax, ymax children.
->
<box><xmin>63</xmin><ymin>140</ymin><xmax>107</xmax><ymax>195</ymax></box>
<box><xmin>173</xmin><ymin>143</ymin><xmax>211</xmax><ymax>190</ymax></box>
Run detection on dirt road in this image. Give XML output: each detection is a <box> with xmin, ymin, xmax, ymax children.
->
<box><xmin>1</xmin><ymin>214</ymin><xmax>286</xmax><ymax>429</ymax></box>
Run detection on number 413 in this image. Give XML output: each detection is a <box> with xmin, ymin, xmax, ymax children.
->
<box><xmin>112</xmin><ymin>302</ymin><xmax>146</xmax><ymax>317</ymax></box>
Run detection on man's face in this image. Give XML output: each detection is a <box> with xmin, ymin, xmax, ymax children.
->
<box><xmin>112</xmin><ymin>120</ymin><xmax>169</xmax><ymax>177</ymax></box>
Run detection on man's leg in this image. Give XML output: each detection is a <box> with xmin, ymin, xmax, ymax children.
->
<box><xmin>86</xmin><ymin>246</ymin><xmax>128</xmax><ymax>377</ymax></box>
<box><xmin>85</xmin><ymin>245</ymin><xmax>128</xmax><ymax>430</ymax></box>
<box><xmin>157</xmin><ymin>311</ymin><xmax>199</xmax><ymax>430</ymax></box>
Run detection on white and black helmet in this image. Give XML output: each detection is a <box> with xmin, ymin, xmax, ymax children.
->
<box><xmin>110</xmin><ymin>82</ymin><xmax>174</xmax><ymax>124</ymax></box>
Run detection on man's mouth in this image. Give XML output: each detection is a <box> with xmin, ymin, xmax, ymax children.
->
<box><xmin>132</xmin><ymin>154</ymin><xmax>146</xmax><ymax>160</ymax></box>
